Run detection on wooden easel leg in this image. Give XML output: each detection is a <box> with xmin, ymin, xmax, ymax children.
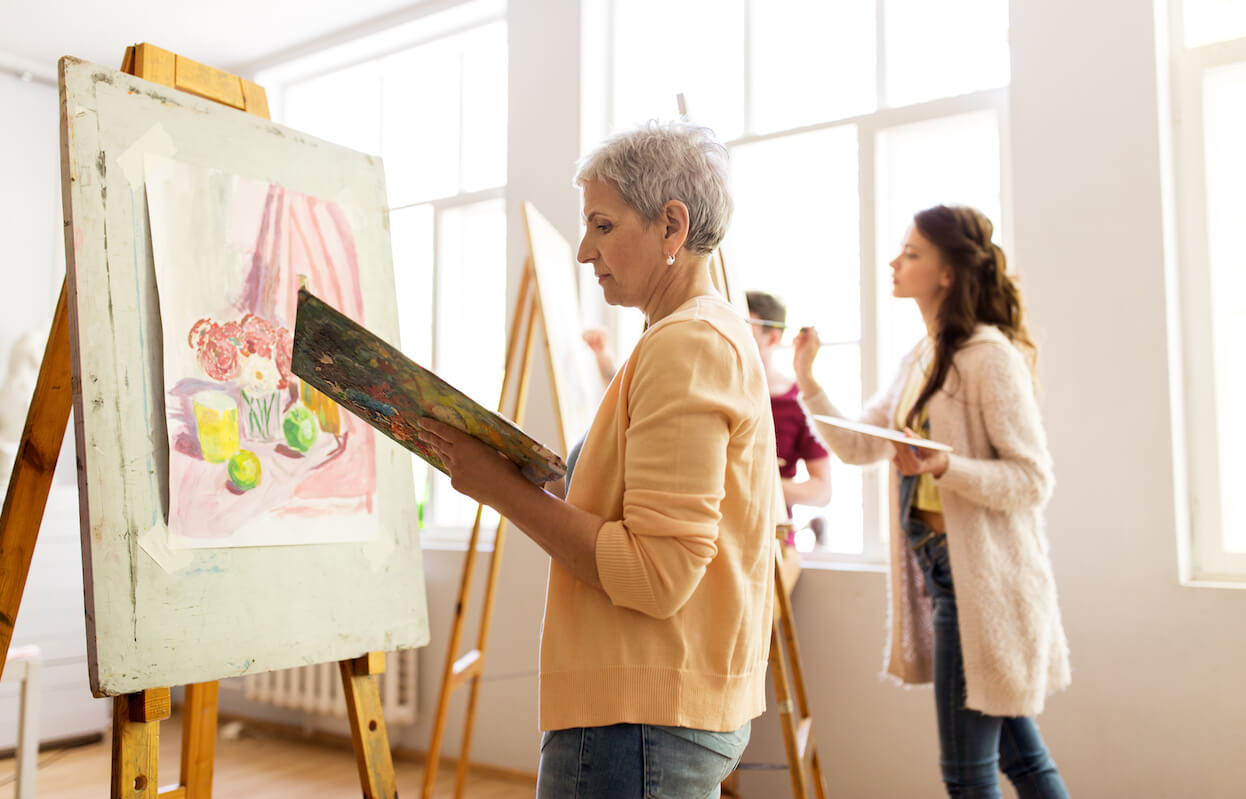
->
<box><xmin>113</xmin><ymin>688</ymin><xmax>170</xmax><ymax>799</ymax></box>
<box><xmin>423</xmin><ymin>267</ymin><xmax>540</xmax><ymax>799</ymax></box>
<box><xmin>453</xmin><ymin>517</ymin><xmax>510</xmax><ymax>798</ymax></box>
<box><xmin>771</xmin><ymin>547</ymin><xmax>828</xmax><ymax>799</ymax></box>
<box><xmin>423</xmin><ymin>504</ymin><xmax>486</xmax><ymax>799</ymax></box>
<box><xmin>340</xmin><ymin>653</ymin><xmax>398</xmax><ymax>799</ymax></box>
<box><xmin>770</xmin><ymin>621</ymin><xmax>807</xmax><ymax>799</ymax></box>
<box><xmin>179</xmin><ymin>681</ymin><xmax>219</xmax><ymax>798</ymax></box>
<box><xmin>0</xmin><ymin>281</ymin><xmax>72</xmax><ymax>675</ymax></box>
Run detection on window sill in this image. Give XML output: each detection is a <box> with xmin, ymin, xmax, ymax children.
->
<box><xmin>795</xmin><ymin>556</ymin><xmax>887</xmax><ymax>575</ymax></box>
<box><xmin>1180</xmin><ymin>575</ymin><xmax>1246</xmax><ymax>590</ymax></box>
<box><xmin>418</xmin><ymin>526</ymin><xmax>496</xmax><ymax>552</ymax></box>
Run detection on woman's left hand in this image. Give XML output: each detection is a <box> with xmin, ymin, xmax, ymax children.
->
<box><xmin>417</xmin><ymin>418</ymin><xmax>527</xmax><ymax>509</ymax></box>
<box><xmin>891</xmin><ymin>436</ymin><xmax>949</xmax><ymax>478</ymax></box>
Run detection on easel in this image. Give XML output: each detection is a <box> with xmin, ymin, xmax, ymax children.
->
<box><xmin>421</xmin><ymin>258</ymin><xmax>545</xmax><ymax>799</ymax></box>
<box><xmin>0</xmin><ymin>43</ymin><xmax>398</xmax><ymax>798</ymax></box>
<box><xmin>717</xmin><ymin>530</ymin><xmax>827</xmax><ymax>799</ymax></box>
<box><xmin>770</xmin><ymin>525</ymin><xmax>827</xmax><ymax>798</ymax></box>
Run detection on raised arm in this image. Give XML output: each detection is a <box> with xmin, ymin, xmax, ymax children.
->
<box><xmin>782</xmin><ymin>455</ymin><xmax>832</xmax><ymax>507</ymax></box>
<box><xmin>793</xmin><ymin>326</ymin><xmax>903</xmax><ymax>466</ymax></box>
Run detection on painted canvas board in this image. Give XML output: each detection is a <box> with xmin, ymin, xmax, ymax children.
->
<box><xmin>521</xmin><ymin>201</ymin><xmax>605</xmax><ymax>453</ymax></box>
<box><xmin>146</xmin><ymin>153</ymin><xmax>378</xmax><ymax>548</ymax></box>
<box><xmin>61</xmin><ymin>58</ymin><xmax>426</xmax><ymax>696</ymax></box>
<box><xmin>292</xmin><ymin>289</ymin><xmax>565</xmax><ymax>486</ymax></box>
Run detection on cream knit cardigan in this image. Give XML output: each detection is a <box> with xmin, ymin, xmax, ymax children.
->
<box><xmin>805</xmin><ymin>324</ymin><xmax>1070</xmax><ymax>717</ymax></box>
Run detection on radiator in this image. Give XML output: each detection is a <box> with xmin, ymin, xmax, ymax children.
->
<box><xmin>243</xmin><ymin>649</ymin><xmax>418</xmax><ymax>725</ymax></box>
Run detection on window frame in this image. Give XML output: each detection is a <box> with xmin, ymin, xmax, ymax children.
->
<box><xmin>1164</xmin><ymin>0</ymin><xmax>1246</xmax><ymax>583</ymax></box>
<box><xmin>591</xmin><ymin>0</ymin><xmax>1012</xmax><ymax>565</ymax></box>
<box><xmin>256</xmin><ymin>0</ymin><xmax>509</xmax><ymax>543</ymax></box>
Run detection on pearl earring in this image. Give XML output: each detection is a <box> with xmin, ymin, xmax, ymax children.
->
<box><xmin>665</xmin><ymin>253</ymin><xmax>676</xmax><ymax>266</ymax></box>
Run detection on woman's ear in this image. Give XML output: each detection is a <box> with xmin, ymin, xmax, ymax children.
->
<box><xmin>662</xmin><ymin>199</ymin><xmax>691</xmax><ymax>252</ymax></box>
<box><xmin>939</xmin><ymin>263</ymin><xmax>955</xmax><ymax>290</ymax></box>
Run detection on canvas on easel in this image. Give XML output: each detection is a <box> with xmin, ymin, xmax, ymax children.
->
<box><xmin>521</xmin><ymin>201</ymin><xmax>605</xmax><ymax>453</ymax></box>
<box><xmin>0</xmin><ymin>47</ymin><xmax>427</xmax><ymax>799</ymax></box>
<box><xmin>60</xmin><ymin>53</ymin><xmax>428</xmax><ymax>697</ymax></box>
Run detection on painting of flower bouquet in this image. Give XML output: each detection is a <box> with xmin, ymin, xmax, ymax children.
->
<box><xmin>146</xmin><ymin>154</ymin><xmax>377</xmax><ymax>548</ymax></box>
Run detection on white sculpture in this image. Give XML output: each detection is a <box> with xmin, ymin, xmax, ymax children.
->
<box><xmin>0</xmin><ymin>322</ymin><xmax>51</xmax><ymax>490</ymax></box>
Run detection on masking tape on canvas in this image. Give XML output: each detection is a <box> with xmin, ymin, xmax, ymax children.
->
<box><xmin>116</xmin><ymin>123</ymin><xmax>177</xmax><ymax>189</ymax></box>
<box><xmin>139</xmin><ymin>522</ymin><xmax>192</xmax><ymax>573</ymax></box>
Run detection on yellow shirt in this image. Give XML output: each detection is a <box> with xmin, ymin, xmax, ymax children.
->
<box><xmin>895</xmin><ymin>339</ymin><xmax>943</xmax><ymax>512</ymax></box>
<box><xmin>541</xmin><ymin>295</ymin><xmax>777</xmax><ymax>732</ymax></box>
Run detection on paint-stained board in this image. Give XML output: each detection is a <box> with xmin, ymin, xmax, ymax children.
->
<box><xmin>58</xmin><ymin>57</ymin><xmax>428</xmax><ymax>696</ymax></box>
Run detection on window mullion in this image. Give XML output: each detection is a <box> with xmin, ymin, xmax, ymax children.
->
<box><xmin>858</xmin><ymin>114</ymin><xmax>885</xmax><ymax>564</ymax></box>
<box><xmin>875</xmin><ymin>0</ymin><xmax>887</xmax><ymax>109</ymax></box>
<box><xmin>1176</xmin><ymin>44</ymin><xmax>1224</xmax><ymax>579</ymax></box>
<box><xmin>742</xmin><ymin>0</ymin><xmax>753</xmax><ymax>134</ymax></box>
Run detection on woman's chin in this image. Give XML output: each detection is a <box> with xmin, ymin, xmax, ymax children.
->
<box><xmin>599</xmin><ymin>287</ymin><xmax>626</xmax><ymax>307</ymax></box>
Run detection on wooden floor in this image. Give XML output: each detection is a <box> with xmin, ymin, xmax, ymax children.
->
<box><xmin>0</xmin><ymin>715</ymin><xmax>535</xmax><ymax>798</ymax></box>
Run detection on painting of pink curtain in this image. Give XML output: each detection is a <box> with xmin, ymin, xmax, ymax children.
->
<box><xmin>146</xmin><ymin>154</ymin><xmax>378</xmax><ymax>548</ymax></box>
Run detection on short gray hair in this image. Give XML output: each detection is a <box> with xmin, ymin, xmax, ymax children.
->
<box><xmin>575</xmin><ymin>121</ymin><xmax>732</xmax><ymax>255</ymax></box>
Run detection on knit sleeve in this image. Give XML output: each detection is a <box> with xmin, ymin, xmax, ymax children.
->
<box><xmin>594</xmin><ymin>320</ymin><xmax>746</xmax><ymax>619</ymax></box>
<box><xmin>936</xmin><ymin>342</ymin><xmax>1054</xmax><ymax>511</ymax></box>
<box><xmin>804</xmin><ymin>352</ymin><xmax>911</xmax><ymax>466</ymax></box>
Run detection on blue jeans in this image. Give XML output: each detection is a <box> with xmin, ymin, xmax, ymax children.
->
<box><xmin>536</xmin><ymin>721</ymin><xmax>750</xmax><ymax>799</ymax></box>
<box><xmin>901</xmin><ymin>476</ymin><xmax>1069</xmax><ymax>799</ymax></box>
<box><xmin>934</xmin><ymin>595</ymin><xmax>1070</xmax><ymax>798</ymax></box>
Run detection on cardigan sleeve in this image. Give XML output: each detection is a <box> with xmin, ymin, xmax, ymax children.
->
<box><xmin>804</xmin><ymin>346</ymin><xmax>913</xmax><ymax>466</ymax></box>
<box><xmin>936</xmin><ymin>341</ymin><xmax>1054</xmax><ymax>512</ymax></box>
<box><xmin>594</xmin><ymin>319</ymin><xmax>748</xmax><ymax>619</ymax></box>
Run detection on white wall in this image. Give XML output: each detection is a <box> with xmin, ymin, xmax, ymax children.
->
<box><xmin>1007</xmin><ymin>0</ymin><xmax>1246</xmax><ymax>794</ymax></box>
<box><xmin>9</xmin><ymin>1</ymin><xmax>1246</xmax><ymax>796</ymax></box>
<box><xmin>0</xmin><ymin>73</ymin><xmax>62</xmax><ymax>376</ymax></box>
<box><xmin>0</xmin><ymin>69</ymin><xmax>110</xmax><ymax>745</ymax></box>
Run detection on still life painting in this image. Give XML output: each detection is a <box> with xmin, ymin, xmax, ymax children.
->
<box><xmin>145</xmin><ymin>154</ymin><xmax>378</xmax><ymax>548</ymax></box>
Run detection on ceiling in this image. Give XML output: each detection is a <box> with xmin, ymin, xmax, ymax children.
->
<box><xmin>0</xmin><ymin>0</ymin><xmax>434</xmax><ymax>78</ymax></box>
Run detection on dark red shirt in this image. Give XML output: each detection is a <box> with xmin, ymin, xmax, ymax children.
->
<box><xmin>771</xmin><ymin>383</ymin><xmax>829</xmax><ymax>478</ymax></box>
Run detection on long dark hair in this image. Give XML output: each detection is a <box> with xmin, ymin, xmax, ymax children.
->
<box><xmin>904</xmin><ymin>205</ymin><xmax>1036</xmax><ymax>430</ymax></box>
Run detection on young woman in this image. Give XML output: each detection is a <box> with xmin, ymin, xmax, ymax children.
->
<box><xmin>794</xmin><ymin>205</ymin><xmax>1071</xmax><ymax>798</ymax></box>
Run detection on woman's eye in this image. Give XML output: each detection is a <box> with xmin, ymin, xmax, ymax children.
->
<box><xmin>597</xmin><ymin>224</ymin><xmax>611</xmax><ymax>233</ymax></box>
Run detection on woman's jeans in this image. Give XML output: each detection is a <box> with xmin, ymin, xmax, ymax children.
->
<box><xmin>536</xmin><ymin>721</ymin><xmax>749</xmax><ymax>799</ymax></box>
<box><xmin>903</xmin><ymin>475</ymin><xmax>1070</xmax><ymax>798</ymax></box>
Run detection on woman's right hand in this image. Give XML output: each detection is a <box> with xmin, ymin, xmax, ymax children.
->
<box><xmin>582</xmin><ymin>328</ymin><xmax>617</xmax><ymax>383</ymax></box>
<box><xmin>582</xmin><ymin>328</ymin><xmax>608</xmax><ymax>354</ymax></box>
<box><xmin>793</xmin><ymin>326</ymin><xmax>820</xmax><ymax>393</ymax></box>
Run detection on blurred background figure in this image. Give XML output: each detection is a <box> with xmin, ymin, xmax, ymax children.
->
<box><xmin>746</xmin><ymin>290</ymin><xmax>831</xmax><ymax>547</ymax></box>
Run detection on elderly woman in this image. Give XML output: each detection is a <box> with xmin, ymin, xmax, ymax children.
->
<box><xmin>417</xmin><ymin>122</ymin><xmax>777</xmax><ymax>798</ymax></box>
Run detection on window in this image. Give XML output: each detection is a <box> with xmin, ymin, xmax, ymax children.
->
<box><xmin>588</xmin><ymin>0</ymin><xmax>1010</xmax><ymax>562</ymax></box>
<box><xmin>259</xmin><ymin>0</ymin><xmax>507</xmax><ymax>535</ymax></box>
<box><xmin>1165</xmin><ymin>0</ymin><xmax>1246</xmax><ymax>581</ymax></box>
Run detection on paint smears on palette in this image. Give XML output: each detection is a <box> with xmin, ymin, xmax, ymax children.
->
<box><xmin>291</xmin><ymin>288</ymin><xmax>566</xmax><ymax>485</ymax></box>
